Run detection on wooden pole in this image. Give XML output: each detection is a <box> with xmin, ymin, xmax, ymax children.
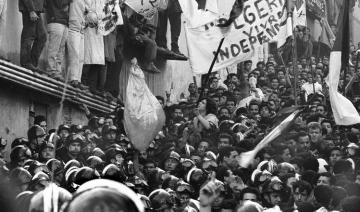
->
<box><xmin>197</xmin><ymin>38</ymin><xmax>225</xmax><ymax>103</ymax></box>
<box><xmin>292</xmin><ymin>34</ymin><xmax>298</xmax><ymax>106</ymax></box>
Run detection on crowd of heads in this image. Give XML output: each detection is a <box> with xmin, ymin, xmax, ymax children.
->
<box><xmin>2</xmin><ymin>51</ymin><xmax>360</xmax><ymax>212</ymax></box>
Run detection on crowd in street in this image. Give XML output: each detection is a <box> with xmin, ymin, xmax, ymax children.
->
<box><xmin>1</xmin><ymin>0</ymin><xmax>360</xmax><ymax>212</ymax></box>
<box><xmin>1</xmin><ymin>46</ymin><xmax>360</xmax><ymax>212</ymax></box>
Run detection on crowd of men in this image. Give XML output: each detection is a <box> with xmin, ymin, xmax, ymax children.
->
<box><xmin>2</xmin><ymin>0</ymin><xmax>360</xmax><ymax>212</ymax></box>
<box><xmin>1</xmin><ymin>44</ymin><xmax>360</xmax><ymax>212</ymax></box>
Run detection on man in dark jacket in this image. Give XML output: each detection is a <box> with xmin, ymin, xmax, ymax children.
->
<box><xmin>156</xmin><ymin>0</ymin><xmax>183</xmax><ymax>55</ymax></box>
<box><xmin>44</xmin><ymin>0</ymin><xmax>71</xmax><ymax>80</ymax></box>
<box><xmin>19</xmin><ymin>0</ymin><xmax>47</xmax><ymax>71</ymax></box>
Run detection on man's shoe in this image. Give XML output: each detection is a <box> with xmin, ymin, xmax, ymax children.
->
<box><xmin>22</xmin><ymin>63</ymin><xmax>41</xmax><ymax>72</ymax></box>
<box><xmin>70</xmin><ymin>80</ymin><xmax>88</xmax><ymax>90</ymax></box>
<box><xmin>143</xmin><ymin>62</ymin><xmax>161</xmax><ymax>73</ymax></box>
<box><xmin>171</xmin><ymin>48</ymin><xmax>185</xmax><ymax>56</ymax></box>
<box><xmin>48</xmin><ymin>71</ymin><xmax>65</xmax><ymax>81</ymax></box>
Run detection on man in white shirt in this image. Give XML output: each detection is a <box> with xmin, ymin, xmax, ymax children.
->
<box><xmin>301</xmin><ymin>78</ymin><xmax>323</xmax><ymax>102</ymax></box>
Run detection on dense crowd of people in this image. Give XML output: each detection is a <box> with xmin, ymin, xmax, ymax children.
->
<box><xmin>2</xmin><ymin>1</ymin><xmax>360</xmax><ymax>212</ymax></box>
<box><xmin>1</xmin><ymin>47</ymin><xmax>360</xmax><ymax>212</ymax></box>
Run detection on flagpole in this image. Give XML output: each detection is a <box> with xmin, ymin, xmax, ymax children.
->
<box><xmin>292</xmin><ymin>27</ymin><xmax>298</xmax><ymax>106</ymax></box>
<box><xmin>342</xmin><ymin>2</ymin><xmax>350</xmax><ymax>94</ymax></box>
<box><xmin>197</xmin><ymin>38</ymin><xmax>225</xmax><ymax>103</ymax></box>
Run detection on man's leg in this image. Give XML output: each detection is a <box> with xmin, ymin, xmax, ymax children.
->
<box><xmin>57</xmin><ymin>25</ymin><xmax>68</xmax><ymax>75</ymax></box>
<box><xmin>97</xmin><ymin>65</ymin><xmax>107</xmax><ymax>91</ymax></box>
<box><xmin>156</xmin><ymin>10</ymin><xmax>168</xmax><ymax>48</ymax></box>
<box><xmin>141</xmin><ymin>35</ymin><xmax>160</xmax><ymax>73</ymax></box>
<box><xmin>31</xmin><ymin>15</ymin><xmax>47</xmax><ymax>67</ymax></box>
<box><xmin>46</xmin><ymin>23</ymin><xmax>66</xmax><ymax>76</ymax></box>
<box><xmin>67</xmin><ymin>29</ymin><xmax>82</xmax><ymax>82</ymax></box>
<box><xmin>168</xmin><ymin>11</ymin><xmax>182</xmax><ymax>54</ymax></box>
<box><xmin>20</xmin><ymin>12</ymin><xmax>36</xmax><ymax>67</ymax></box>
<box><xmin>0</xmin><ymin>0</ymin><xmax>7</xmax><ymax>59</ymax></box>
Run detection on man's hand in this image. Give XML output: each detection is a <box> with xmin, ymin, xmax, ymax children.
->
<box><xmin>193</xmin><ymin>108</ymin><xmax>200</xmax><ymax>116</ymax></box>
<box><xmin>30</xmin><ymin>11</ymin><xmax>39</xmax><ymax>22</ymax></box>
<box><xmin>199</xmin><ymin>179</ymin><xmax>220</xmax><ymax>208</ymax></box>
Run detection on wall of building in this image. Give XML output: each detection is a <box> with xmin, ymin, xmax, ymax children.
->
<box><xmin>0</xmin><ymin>79</ymin><xmax>88</xmax><ymax>159</ymax></box>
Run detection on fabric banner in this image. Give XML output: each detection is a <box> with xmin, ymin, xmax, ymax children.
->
<box><xmin>180</xmin><ymin>0</ymin><xmax>292</xmax><ymax>74</ymax></box>
<box><xmin>293</xmin><ymin>0</ymin><xmax>306</xmax><ymax>27</ymax></box>
<box><xmin>326</xmin><ymin>0</ymin><xmax>360</xmax><ymax>126</ymax></box>
<box><xmin>124</xmin><ymin>0</ymin><xmax>168</xmax><ymax>19</ymax></box>
<box><xmin>98</xmin><ymin>0</ymin><xmax>124</xmax><ymax>36</ymax></box>
<box><xmin>238</xmin><ymin>109</ymin><xmax>302</xmax><ymax>168</ymax></box>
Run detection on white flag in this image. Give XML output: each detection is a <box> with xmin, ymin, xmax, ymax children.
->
<box><xmin>180</xmin><ymin>0</ymin><xmax>292</xmax><ymax>74</ymax></box>
<box><xmin>293</xmin><ymin>0</ymin><xmax>307</xmax><ymax>27</ymax></box>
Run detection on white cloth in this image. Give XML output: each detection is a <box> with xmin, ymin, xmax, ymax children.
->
<box><xmin>124</xmin><ymin>59</ymin><xmax>166</xmax><ymax>151</ymax></box>
<box><xmin>301</xmin><ymin>82</ymin><xmax>323</xmax><ymax>101</ymax></box>
<box><xmin>237</xmin><ymin>96</ymin><xmax>255</xmax><ymax>109</ymax></box>
<box><xmin>326</xmin><ymin>51</ymin><xmax>360</xmax><ymax>125</ymax></box>
<box><xmin>69</xmin><ymin>0</ymin><xmax>90</xmax><ymax>32</ymax></box>
<box><xmin>84</xmin><ymin>0</ymin><xmax>105</xmax><ymax>65</ymax></box>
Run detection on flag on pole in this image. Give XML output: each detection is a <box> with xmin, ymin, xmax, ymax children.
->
<box><xmin>238</xmin><ymin>109</ymin><xmax>302</xmax><ymax>168</ymax></box>
<box><xmin>326</xmin><ymin>0</ymin><xmax>360</xmax><ymax>126</ymax></box>
<box><xmin>179</xmin><ymin>0</ymin><xmax>293</xmax><ymax>74</ymax></box>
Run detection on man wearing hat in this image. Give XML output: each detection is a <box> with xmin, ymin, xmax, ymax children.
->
<box><xmin>164</xmin><ymin>151</ymin><xmax>180</xmax><ymax>175</ymax></box>
<box><xmin>104</xmin><ymin>146</ymin><xmax>127</xmax><ymax>169</ymax></box>
<box><xmin>174</xmin><ymin>181</ymin><xmax>197</xmax><ymax>212</ymax></box>
<box><xmin>57</xmin><ymin>134</ymin><xmax>85</xmax><ymax>164</ymax></box>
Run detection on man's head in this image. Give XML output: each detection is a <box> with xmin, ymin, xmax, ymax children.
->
<box><xmin>102</xmin><ymin>125</ymin><xmax>117</xmax><ymax>143</ymax></box>
<box><xmin>262</xmin><ymin>180</ymin><xmax>283</xmax><ymax>207</ymax></box>
<box><xmin>307</xmin><ymin>122</ymin><xmax>322</xmax><ymax>143</ymax></box>
<box><xmin>226</xmin><ymin>97</ymin><xmax>236</xmax><ymax>113</ymax></box>
<box><xmin>321</xmin><ymin>119</ymin><xmax>333</xmax><ymax>135</ymax></box>
<box><xmin>218</xmin><ymin>133</ymin><xmax>233</xmax><ymax>148</ymax></box>
<box><xmin>188</xmin><ymin>83</ymin><xmax>197</xmax><ymax>94</ymax></box>
<box><xmin>66</xmin><ymin>134</ymin><xmax>84</xmax><ymax>157</ymax></box>
<box><xmin>244</xmin><ymin>60</ymin><xmax>252</xmax><ymax>71</ymax></box>
<box><xmin>293</xmin><ymin>180</ymin><xmax>312</xmax><ymax>205</ymax></box>
<box><xmin>34</xmin><ymin>115</ymin><xmax>47</xmax><ymax>133</ymax></box>
<box><xmin>58</xmin><ymin>124</ymin><xmax>70</xmax><ymax>140</ymax></box>
<box><xmin>316</xmin><ymin>104</ymin><xmax>327</xmax><ymax>116</ymax></box>
<box><xmin>248</xmin><ymin>101</ymin><xmax>260</xmax><ymax>116</ymax></box>
<box><xmin>172</xmin><ymin>105</ymin><xmax>183</xmax><ymax>119</ymax></box>
<box><xmin>239</xmin><ymin>187</ymin><xmax>259</xmax><ymax>206</ymax></box>
<box><xmin>329</xmin><ymin>147</ymin><xmax>343</xmax><ymax>166</ymax></box>
<box><xmin>27</xmin><ymin>125</ymin><xmax>46</xmax><ymax>150</ymax></box>
<box><xmin>164</xmin><ymin>151</ymin><xmax>180</xmax><ymax>172</ymax></box>
<box><xmin>197</xmin><ymin>140</ymin><xmax>209</xmax><ymax>156</ymax></box>
<box><xmin>218</xmin><ymin>146</ymin><xmax>240</xmax><ymax>169</ymax></box>
<box><xmin>297</xmin><ymin>131</ymin><xmax>310</xmax><ymax>151</ymax></box>
<box><xmin>317</xmin><ymin>172</ymin><xmax>331</xmax><ymax>186</ymax></box>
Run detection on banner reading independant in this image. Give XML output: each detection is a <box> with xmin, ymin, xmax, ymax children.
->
<box><xmin>181</xmin><ymin>0</ymin><xmax>292</xmax><ymax>74</ymax></box>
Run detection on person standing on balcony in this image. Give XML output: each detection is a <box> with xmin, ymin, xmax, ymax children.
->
<box><xmin>44</xmin><ymin>0</ymin><xmax>71</xmax><ymax>81</ymax></box>
<box><xmin>82</xmin><ymin>0</ymin><xmax>106</xmax><ymax>95</ymax></box>
<box><xmin>19</xmin><ymin>0</ymin><xmax>47</xmax><ymax>71</ymax></box>
<box><xmin>67</xmin><ymin>0</ymin><xmax>91</xmax><ymax>89</ymax></box>
<box><xmin>156</xmin><ymin>0</ymin><xmax>183</xmax><ymax>55</ymax></box>
<box><xmin>0</xmin><ymin>0</ymin><xmax>7</xmax><ymax>60</ymax></box>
